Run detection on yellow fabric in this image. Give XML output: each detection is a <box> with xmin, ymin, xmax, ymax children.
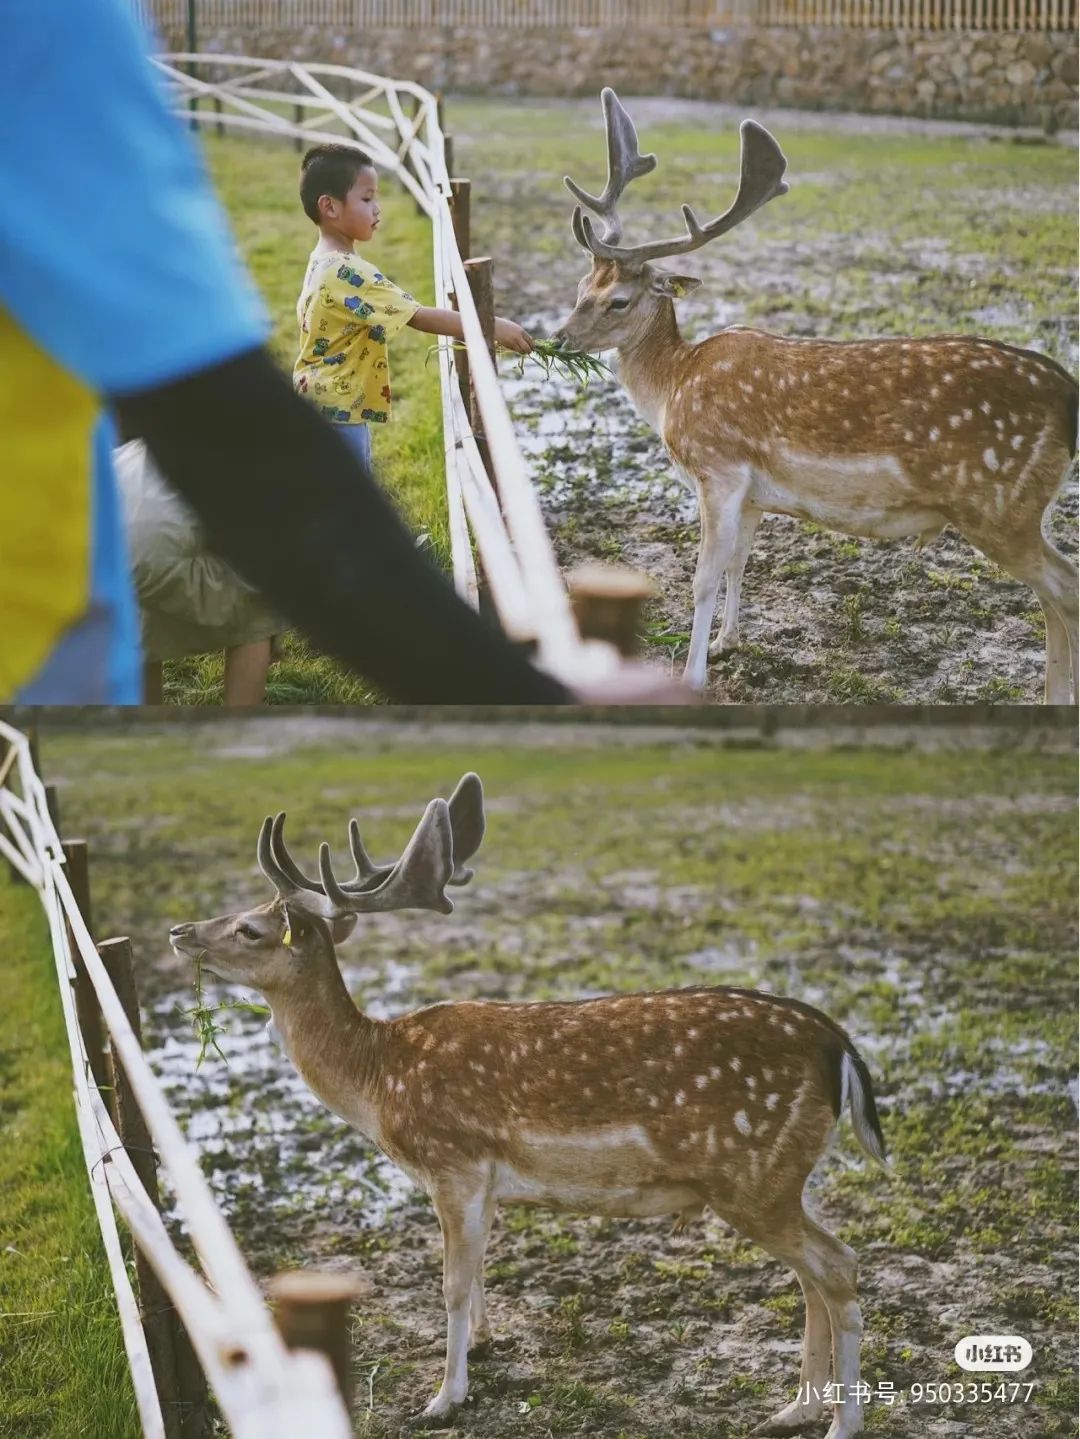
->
<box><xmin>293</xmin><ymin>250</ymin><xmax>419</xmax><ymax>426</ymax></box>
<box><xmin>0</xmin><ymin>310</ymin><xmax>94</xmax><ymax>700</ymax></box>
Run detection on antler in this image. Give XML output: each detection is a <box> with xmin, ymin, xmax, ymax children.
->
<box><xmin>565</xmin><ymin>86</ymin><xmax>657</xmax><ymax>250</ymax></box>
<box><xmin>569</xmin><ymin>96</ymin><xmax>789</xmax><ymax>268</ymax></box>
<box><xmin>258</xmin><ymin>803</ymin><xmax>454</xmax><ymax>918</ymax></box>
<box><xmin>255</xmin><ymin>772</ymin><xmax>486</xmax><ymax>919</ymax></box>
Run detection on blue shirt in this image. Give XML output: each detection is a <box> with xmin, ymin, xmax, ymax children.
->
<box><xmin>0</xmin><ymin>0</ymin><xmax>268</xmax><ymax>702</ymax></box>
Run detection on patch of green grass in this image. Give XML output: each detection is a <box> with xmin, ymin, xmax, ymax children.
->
<box><xmin>0</xmin><ymin>877</ymin><xmax>138</xmax><ymax>1439</ymax></box>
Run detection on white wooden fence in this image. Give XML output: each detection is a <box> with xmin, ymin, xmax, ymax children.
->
<box><xmin>141</xmin><ymin>0</ymin><xmax>1079</xmax><ymax>32</ymax></box>
<box><xmin>0</xmin><ymin>721</ymin><xmax>355</xmax><ymax>1439</ymax></box>
<box><xmin>154</xmin><ymin>54</ymin><xmax>628</xmax><ymax>686</ymax></box>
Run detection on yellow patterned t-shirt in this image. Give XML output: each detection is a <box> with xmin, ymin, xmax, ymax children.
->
<box><xmin>293</xmin><ymin>249</ymin><xmax>419</xmax><ymax>425</ymax></box>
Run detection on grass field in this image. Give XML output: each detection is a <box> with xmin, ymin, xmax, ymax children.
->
<box><xmin>0</xmin><ymin>877</ymin><xmax>139</xmax><ymax>1439</ymax></box>
<box><xmin>29</xmin><ymin>715</ymin><xmax>1079</xmax><ymax>1438</ymax></box>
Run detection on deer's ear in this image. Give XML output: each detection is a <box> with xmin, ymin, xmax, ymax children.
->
<box><xmin>650</xmin><ymin>272</ymin><xmax>701</xmax><ymax>300</ymax></box>
<box><xmin>328</xmin><ymin>913</ymin><xmax>358</xmax><ymax>944</ymax></box>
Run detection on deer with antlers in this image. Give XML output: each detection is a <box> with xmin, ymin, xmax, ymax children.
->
<box><xmin>169</xmin><ymin>774</ymin><xmax>886</xmax><ymax>1437</ymax></box>
<box><xmin>555</xmin><ymin>88</ymin><xmax>1079</xmax><ymax>702</ymax></box>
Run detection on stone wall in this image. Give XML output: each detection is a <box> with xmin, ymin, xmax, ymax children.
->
<box><xmin>158</xmin><ymin>22</ymin><xmax>1078</xmax><ymax>130</ymax></box>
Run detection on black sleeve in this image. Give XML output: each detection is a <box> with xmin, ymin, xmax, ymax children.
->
<box><xmin>112</xmin><ymin>347</ymin><xmax>571</xmax><ymax>704</ymax></box>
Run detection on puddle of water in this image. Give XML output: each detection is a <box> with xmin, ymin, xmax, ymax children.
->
<box><xmin>147</xmin><ymin>987</ymin><xmax>414</xmax><ymax>1234</ymax></box>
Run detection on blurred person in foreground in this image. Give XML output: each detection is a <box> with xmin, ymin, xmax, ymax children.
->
<box><xmin>0</xmin><ymin>0</ymin><xmax>687</xmax><ymax>707</ymax></box>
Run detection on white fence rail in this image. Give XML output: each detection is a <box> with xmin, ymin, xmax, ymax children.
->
<box><xmin>154</xmin><ymin>54</ymin><xmax>623</xmax><ymax>686</ymax></box>
<box><xmin>142</xmin><ymin>0</ymin><xmax>1079</xmax><ymax>32</ymax></box>
<box><xmin>0</xmin><ymin>721</ymin><xmax>354</xmax><ymax>1438</ymax></box>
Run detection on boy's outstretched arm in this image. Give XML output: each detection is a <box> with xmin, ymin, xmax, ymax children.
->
<box><xmin>112</xmin><ymin>347</ymin><xmax>569</xmax><ymax>704</ymax></box>
<box><xmin>408</xmin><ymin>306</ymin><xmax>534</xmax><ymax>354</ymax></box>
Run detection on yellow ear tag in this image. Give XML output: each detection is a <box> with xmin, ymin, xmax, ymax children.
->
<box><xmin>283</xmin><ymin>926</ymin><xmax>293</xmax><ymax>948</ymax></box>
<box><xmin>670</xmin><ymin>279</ymin><xmax>688</xmax><ymax>299</ymax></box>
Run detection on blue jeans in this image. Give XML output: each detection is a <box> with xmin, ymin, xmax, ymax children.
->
<box><xmin>336</xmin><ymin>422</ymin><xmax>372</xmax><ymax>468</ymax></box>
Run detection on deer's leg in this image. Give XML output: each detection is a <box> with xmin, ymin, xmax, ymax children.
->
<box><xmin>796</xmin><ymin>1214</ymin><xmax>863</xmax><ymax>1439</ymax></box>
<box><xmin>469</xmin><ymin>1235</ymin><xmax>494</xmax><ymax>1350</ymax></box>
<box><xmin>1031</xmin><ymin>540</ymin><xmax>1078</xmax><ymax>704</ymax></box>
<box><xmin>710</xmin><ymin>504</ymin><xmax>762</xmax><ymax>656</ymax></box>
<box><xmin>421</xmin><ymin>1183</ymin><xmax>495</xmax><ymax>1420</ymax></box>
<box><xmin>685</xmin><ymin>471</ymin><xmax>752</xmax><ymax>690</ymax></box>
<box><xmin>977</xmin><ymin>533</ymin><xmax>1078</xmax><ymax>704</ymax></box>
<box><xmin>751</xmin><ymin>1272</ymin><xmax>831</xmax><ymax>1435</ymax></box>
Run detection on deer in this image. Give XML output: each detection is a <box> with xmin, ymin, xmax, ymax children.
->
<box><xmin>554</xmin><ymin>88</ymin><xmax>1079</xmax><ymax>703</ymax></box>
<box><xmin>169</xmin><ymin>773</ymin><xmax>887</xmax><ymax>1439</ymax></box>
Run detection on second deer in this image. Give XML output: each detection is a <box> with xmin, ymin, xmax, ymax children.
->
<box><xmin>170</xmin><ymin>775</ymin><xmax>885</xmax><ymax>1438</ymax></box>
<box><xmin>555</xmin><ymin>88</ymin><xmax>1078</xmax><ymax>702</ymax></box>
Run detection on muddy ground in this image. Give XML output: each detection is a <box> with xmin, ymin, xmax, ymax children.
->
<box><xmin>38</xmin><ymin>717</ymin><xmax>1077</xmax><ymax>1437</ymax></box>
<box><xmin>448</xmin><ymin>99</ymin><xmax>1078</xmax><ymax>703</ymax></box>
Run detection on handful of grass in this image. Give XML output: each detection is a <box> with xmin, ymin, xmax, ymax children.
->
<box><xmin>177</xmin><ymin>954</ymin><xmax>269</xmax><ymax>1068</ymax></box>
<box><xmin>427</xmin><ymin>337</ymin><xmax>609</xmax><ymax>388</ymax></box>
<box><xmin>511</xmin><ymin>338</ymin><xmax>610</xmax><ymax>386</ymax></box>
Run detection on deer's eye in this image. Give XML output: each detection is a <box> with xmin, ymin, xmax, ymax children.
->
<box><xmin>608</xmin><ymin>297</ymin><xmax>630</xmax><ymax>311</ymax></box>
<box><xmin>235</xmin><ymin>922</ymin><xmax>260</xmax><ymax>941</ymax></box>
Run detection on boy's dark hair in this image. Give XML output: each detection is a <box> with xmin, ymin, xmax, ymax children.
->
<box><xmin>299</xmin><ymin>144</ymin><xmax>374</xmax><ymax>224</ymax></box>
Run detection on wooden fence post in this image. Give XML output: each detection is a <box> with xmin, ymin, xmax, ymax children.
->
<box><xmin>294</xmin><ymin>101</ymin><xmax>304</xmax><ymax>154</ymax></box>
<box><xmin>268</xmin><ymin>1272</ymin><xmax>368</xmax><ymax>1413</ymax></box>
<box><xmin>213</xmin><ymin>95</ymin><xmax>224</xmax><ymax>138</ymax></box>
<box><xmin>463</xmin><ymin>257</ymin><xmax>497</xmax><ymax>490</ymax></box>
<box><xmin>62</xmin><ymin>840</ymin><xmax>110</xmax><ymax>1093</ymax></box>
<box><xmin>98</xmin><ymin>936</ymin><xmax>203</xmax><ymax>1439</ymax></box>
<box><xmin>567</xmin><ymin>564</ymin><xmax>657</xmax><ymax>657</ymax></box>
<box><xmin>449</xmin><ymin>179</ymin><xmax>473</xmax><ymax>414</ymax></box>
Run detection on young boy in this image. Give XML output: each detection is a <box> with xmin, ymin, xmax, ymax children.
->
<box><xmin>295</xmin><ymin>144</ymin><xmax>533</xmax><ymax>465</ymax></box>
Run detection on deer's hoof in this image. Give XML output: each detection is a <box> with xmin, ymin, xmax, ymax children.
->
<box><xmin>408</xmin><ymin>1389</ymin><xmax>470</xmax><ymax>1429</ymax></box>
<box><xmin>708</xmin><ymin>633</ymin><xmax>739</xmax><ymax>657</ymax></box>
<box><xmin>750</xmin><ymin>1408</ymin><xmax>825</xmax><ymax>1436</ymax></box>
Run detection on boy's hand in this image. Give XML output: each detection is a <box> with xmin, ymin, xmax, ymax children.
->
<box><xmin>494</xmin><ymin>319</ymin><xmax>534</xmax><ymax>355</ymax></box>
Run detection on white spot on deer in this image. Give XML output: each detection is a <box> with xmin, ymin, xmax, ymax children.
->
<box><xmin>730</xmin><ymin>1056</ymin><xmax>742</xmax><ymax>1073</ymax></box>
<box><xmin>783</xmin><ymin>1023</ymin><xmax>797</xmax><ymax>1036</ymax></box>
<box><xmin>753</xmin><ymin>367</ymin><xmax>763</xmax><ymax>379</ymax></box>
<box><xmin>762</xmin><ymin>1067</ymin><xmax>773</xmax><ymax>1083</ymax></box>
<box><xmin>765</xmin><ymin>1092</ymin><xmax>780</xmax><ymax>1111</ymax></box>
<box><xmin>1028</xmin><ymin>372</ymin><xmax>1040</xmax><ymax>386</ymax></box>
<box><xmin>949</xmin><ymin>414</ymin><xmax>963</xmax><ymax>428</ymax></box>
<box><xmin>724</xmin><ymin>1135</ymin><xmax>735</xmax><ymax>1150</ymax></box>
<box><xmin>801</xmin><ymin>370</ymin><xmax>811</xmax><ymax>382</ymax></box>
<box><xmin>942</xmin><ymin>372</ymin><xmax>954</xmax><ymax>383</ymax></box>
<box><xmin>745</xmin><ymin>1075</ymin><xmax>757</xmax><ymax>1090</ymax></box>
<box><xmin>649</xmin><ymin>1095</ymin><xmax>660</xmax><ymax>1108</ymax></box>
<box><xmin>674</xmin><ymin>1090</ymin><xmax>686</xmax><ymax>1107</ymax></box>
<box><xmin>706</xmin><ymin>1125</ymin><xmax>718</xmax><ymax>1156</ymax></box>
<box><xmin>1010</xmin><ymin>433</ymin><xmax>1024</xmax><ymax>450</ymax></box>
<box><xmin>928</xmin><ymin>426</ymin><xmax>941</xmax><ymax>442</ymax></box>
<box><xmin>980</xmin><ymin>400</ymin><xmax>993</xmax><ymax>415</ymax></box>
<box><xmin>1009</xmin><ymin>411</ymin><xmax>1019</xmax><ymax>425</ymax></box>
<box><xmin>709</xmin><ymin>1065</ymin><xmax>722</xmax><ymax>1079</ymax></box>
<box><xmin>930</xmin><ymin>386</ymin><xmax>940</xmax><ymax>399</ymax></box>
<box><xmin>903</xmin><ymin>429</ymin><xmax>914</xmax><ymax>444</ymax></box>
<box><xmin>694</xmin><ymin>1074</ymin><xmax>708</xmax><ymax>1090</ymax></box>
<box><xmin>734</xmin><ymin>1110</ymin><xmax>752</xmax><ymax>1136</ymax></box>
<box><xmin>983</xmin><ymin>447</ymin><xmax>1000</xmax><ymax>471</ymax></box>
<box><xmin>687</xmin><ymin>1027</ymin><xmax>699</xmax><ymax>1039</ymax></box>
<box><xmin>673</xmin><ymin>1043</ymin><xmax>685</xmax><ymax>1057</ymax></box>
<box><xmin>963</xmin><ymin>408</ymin><xmax>973</xmax><ymax>421</ymax></box>
<box><xmin>994</xmin><ymin>483</ymin><xmax>1006</xmax><ymax>509</ymax></box>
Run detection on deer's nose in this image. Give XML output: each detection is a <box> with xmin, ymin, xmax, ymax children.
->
<box><xmin>169</xmin><ymin>923</ymin><xmax>194</xmax><ymax>940</ymax></box>
<box><xmin>552</xmin><ymin>327</ymin><xmax>567</xmax><ymax>345</ymax></box>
